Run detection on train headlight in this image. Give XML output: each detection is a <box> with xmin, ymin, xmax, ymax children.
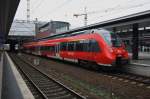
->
<box><xmin>117</xmin><ymin>50</ymin><xmax>121</xmax><ymax>53</ymax></box>
<box><xmin>109</xmin><ymin>48</ymin><xmax>113</xmax><ymax>53</ymax></box>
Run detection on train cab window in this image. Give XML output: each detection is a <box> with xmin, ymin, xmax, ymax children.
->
<box><xmin>89</xmin><ymin>39</ymin><xmax>100</xmax><ymax>52</ymax></box>
<box><xmin>97</xmin><ymin>29</ymin><xmax>122</xmax><ymax>47</ymax></box>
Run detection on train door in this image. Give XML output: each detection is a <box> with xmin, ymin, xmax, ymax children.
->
<box><xmin>55</xmin><ymin>43</ymin><xmax>60</xmax><ymax>58</ymax></box>
<box><xmin>87</xmin><ymin>40</ymin><xmax>95</xmax><ymax>61</ymax></box>
<box><xmin>89</xmin><ymin>39</ymin><xmax>100</xmax><ymax>61</ymax></box>
<box><xmin>67</xmin><ymin>42</ymin><xmax>75</xmax><ymax>59</ymax></box>
<box><xmin>37</xmin><ymin>46</ymin><xmax>41</xmax><ymax>55</ymax></box>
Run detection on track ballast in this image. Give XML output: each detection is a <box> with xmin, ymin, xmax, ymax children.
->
<box><xmin>10</xmin><ymin>53</ymin><xmax>85</xmax><ymax>99</ymax></box>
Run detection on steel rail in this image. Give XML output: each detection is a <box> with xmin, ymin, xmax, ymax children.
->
<box><xmin>9</xmin><ymin>53</ymin><xmax>86</xmax><ymax>99</ymax></box>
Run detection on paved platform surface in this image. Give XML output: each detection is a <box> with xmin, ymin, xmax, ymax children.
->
<box><xmin>1</xmin><ymin>52</ymin><xmax>34</xmax><ymax>99</ymax></box>
<box><xmin>130</xmin><ymin>52</ymin><xmax>150</xmax><ymax>66</ymax></box>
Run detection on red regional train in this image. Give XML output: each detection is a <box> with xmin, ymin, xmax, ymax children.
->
<box><xmin>23</xmin><ymin>29</ymin><xmax>130</xmax><ymax>67</ymax></box>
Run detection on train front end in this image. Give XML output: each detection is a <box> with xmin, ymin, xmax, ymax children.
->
<box><xmin>97</xmin><ymin>29</ymin><xmax>130</xmax><ymax>66</ymax></box>
<box><xmin>110</xmin><ymin>32</ymin><xmax>129</xmax><ymax>66</ymax></box>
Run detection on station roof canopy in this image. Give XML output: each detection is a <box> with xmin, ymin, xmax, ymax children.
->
<box><xmin>54</xmin><ymin>10</ymin><xmax>150</xmax><ymax>37</ymax></box>
<box><xmin>0</xmin><ymin>0</ymin><xmax>20</xmax><ymax>44</ymax></box>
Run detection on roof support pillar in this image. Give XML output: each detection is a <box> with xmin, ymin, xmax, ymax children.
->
<box><xmin>132</xmin><ymin>23</ymin><xmax>139</xmax><ymax>60</ymax></box>
<box><xmin>113</xmin><ymin>27</ymin><xmax>116</xmax><ymax>33</ymax></box>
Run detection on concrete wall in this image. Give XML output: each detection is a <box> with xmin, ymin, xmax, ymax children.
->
<box><xmin>1</xmin><ymin>52</ymin><xmax>34</xmax><ymax>99</ymax></box>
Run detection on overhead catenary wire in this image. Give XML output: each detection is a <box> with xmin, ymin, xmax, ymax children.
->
<box><xmin>31</xmin><ymin>0</ymin><xmax>46</xmax><ymax>14</ymax></box>
<box><xmin>31</xmin><ymin>0</ymin><xmax>43</xmax><ymax>10</ymax></box>
<box><xmin>84</xmin><ymin>0</ymin><xmax>150</xmax><ymax>25</ymax></box>
<box><xmin>25</xmin><ymin>0</ymin><xmax>150</xmax><ymax>27</ymax></box>
<box><xmin>35</xmin><ymin>0</ymin><xmax>132</xmax><ymax>20</ymax></box>
<box><xmin>37</xmin><ymin>0</ymin><xmax>73</xmax><ymax>19</ymax></box>
<box><xmin>31</xmin><ymin>0</ymin><xmax>39</xmax><ymax>5</ymax></box>
<box><xmin>42</xmin><ymin>0</ymin><xmax>147</xmax><ymax>26</ymax></box>
<box><xmin>88</xmin><ymin>0</ymin><xmax>150</xmax><ymax>16</ymax></box>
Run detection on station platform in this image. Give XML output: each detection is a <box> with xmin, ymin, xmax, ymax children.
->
<box><xmin>0</xmin><ymin>51</ymin><xmax>149</xmax><ymax>99</ymax></box>
<box><xmin>0</xmin><ymin>52</ymin><xmax>34</xmax><ymax>99</ymax></box>
<box><xmin>130</xmin><ymin>52</ymin><xmax>150</xmax><ymax>67</ymax></box>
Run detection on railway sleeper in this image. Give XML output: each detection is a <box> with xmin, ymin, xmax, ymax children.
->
<box><xmin>47</xmin><ymin>93</ymin><xmax>73</xmax><ymax>99</ymax></box>
<box><xmin>45</xmin><ymin>90</ymin><xmax>68</xmax><ymax>97</ymax></box>
<box><xmin>40</xmin><ymin>85</ymin><xmax>60</xmax><ymax>89</ymax></box>
<box><xmin>11</xmin><ymin>54</ymin><xmax>85</xmax><ymax>99</ymax></box>
<box><xmin>36</xmin><ymin>81</ymin><xmax>55</xmax><ymax>85</ymax></box>
<box><xmin>32</xmin><ymin>78</ymin><xmax>49</xmax><ymax>81</ymax></box>
<box><xmin>42</xmin><ymin>88</ymin><xmax>64</xmax><ymax>93</ymax></box>
<box><xmin>44</xmin><ymin>90</ymin><xmax>67</xmax><ymax>95</ymax></box>
<box><xmin>47</xmin><ymin>94</ymin><xmax>73</xmax><ymax>99</ymax></box>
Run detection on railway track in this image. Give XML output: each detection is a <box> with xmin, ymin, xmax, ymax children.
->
<box><xmin>23</xmin><ymin>53</ymin><xmax>150</xmax><ymax>88</ymax></box>
<box><xmin>18</xmin><ymin>68</ymin><xmax>46</xmax><ymax>99</ymax></box>
<box><xmin>39</xmin><ymin>54</ymin><xmax>150</xmax><ymax>87</ymax></box>
<box><xmin>106</xmin><ymin>72</ymin><xmax>150</xmax><ymax>86</ymax></box>
<box><xmin>9</xmin><ymin>53</ymin><xmax>86</xmax><ymax>99</ymax></box>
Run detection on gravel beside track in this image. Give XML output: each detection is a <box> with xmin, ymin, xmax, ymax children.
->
<box><xmin>9</xmin><ymin>53</ymin><xmax>85</xmax><ymax>99</ymax></box>
<box><xmin>16</xmin><ymin>53</ymin><xmax>150</xmax><ymax>99</ymax></box>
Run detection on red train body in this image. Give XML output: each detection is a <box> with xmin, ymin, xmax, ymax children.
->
<box><xmin>23</xmin><ymin>29</ymin><xmax>129</xmax><ymax>66</ymax></box>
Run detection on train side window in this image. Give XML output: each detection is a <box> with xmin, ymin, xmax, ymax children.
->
<box><xmin>43</xmin><ymin>46</ymin><xmax>45</xmax><ymax>50</ymax></box>
<box><xmin>44</xmin><ymin>46</ymin><xmax>46</xmax><ymax>50</ymax></box>
<box><xmin>90</xmin><ymin>39</ymin><xmax>100</xmax><ymax>52</ymax></box>
<box><xmin>75</xmin><ymin>40</ymin><xmax>90</xmax><ymax>52</ymax></box>
<box><xmin>76</xmin><ymin>41</ymin><xmax>83</xmax><ymax>51</ymax></box>
<box><xmin>68</xmin><ymin>42</ymin><xmax>74</xmax><ymax>51</ymax></box>
<box><xmin>49</xmin><ymin>46</ymin><xmax>52</xmax><ymax>51</ymax></box>
<box><xmin>50</xmin><ymin>46</ymin><xmax>55</xmax><ymax>52</ymax></box>
<box><xmin>47</xmin><ymin>46</ymin><xmax>50</xmax><ymax>51</ymax></box>
<box><xmin>83</xmin><ymin>40</ymin><xmax>90</xmax><ymax>52</ymax></box>
<box><xmin>35</xmin><ymin>46</ymin><xmax>40</xmax><ymax>51</ymax></box>
<box><xmin>60</xmin><ymin>42</ymin><xmax>67</xmax><ymax>51</ymax></box>
<box><xmin>40</xmin><ymin>46</ymin><xmax>43</xmax><ymax>50</ymax></box>
<box><xmin>45</xmin><ymin>46</ymin><xmax>48</xmax><ymax>50</ymax></box>
<box><xmin>48</xmin><ymin>46</ymin><xmax>51</xmax><ymax>50</ymax></box>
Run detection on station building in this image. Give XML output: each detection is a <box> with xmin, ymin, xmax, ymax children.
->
<box><xmin>36</xmin><ymin>21</ymin><xmax>70</xmax><ymax>39</ymax></box>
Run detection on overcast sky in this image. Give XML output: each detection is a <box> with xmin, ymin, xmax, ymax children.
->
<box><xmin>14</xmin><ymin>0</ymin><xmax>150</xmax><ymax>28</ymax></box>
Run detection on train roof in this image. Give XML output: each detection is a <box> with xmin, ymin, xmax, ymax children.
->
<box><xmin>36</xmin><ymin>28</ymin><xmax>110</xmax><ymax>41</ymax></box>
<box><xmin>23</xmin><ymin>28</ymin><xmax>112</xmax><ymax>47</ymax></box>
